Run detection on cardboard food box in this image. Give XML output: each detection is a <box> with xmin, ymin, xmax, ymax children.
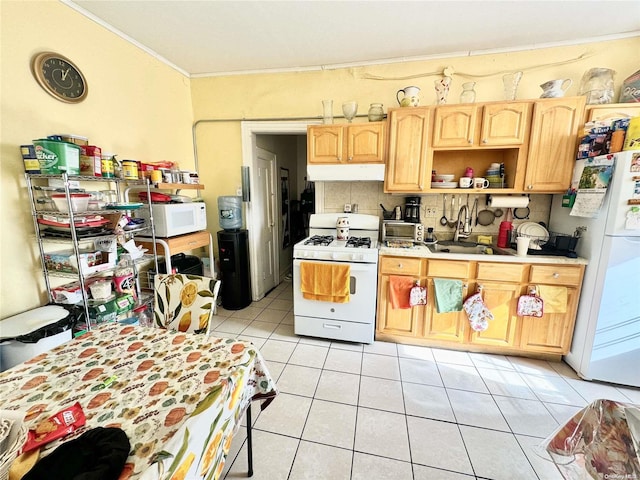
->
<box><xmin>88</xmin><ymin>294</ymin><xmax>135</xmax><ymax>324</ymax></box>
<box><xmin>44</xmin><ymin>250</ymin><xmax>116</xmax><ymax>275</ymax></box>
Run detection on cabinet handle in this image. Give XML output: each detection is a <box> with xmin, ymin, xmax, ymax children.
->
<box><xmin>348</xmin><ymin>156</ymin><xmax>353</xmax><ymax>162</ymax></box>
<box><xmin>419</xmin><ymin>184</ymin><xmax>424</xmax><ymax>190</ymax></box>
<box><xmin>553</xmin><ymin>272</ymin><xmax>560</xmax><ymax>279</ymax></box>
<box><xmin>337</xmin><ymin>156</ymin><xmax>342</xmax><ymax>162</ymax></box>
<box><xmin>482</xmin><ymin>139</ymin><xmax>488</xmax><ymax>144</ymax></box>
<box><xmin>397</xmin><ymin>263</ymin><xmax>403</xmax><ymax>268</ymax></box>
<box><xmin>527</xmin><ymin>185</ymin><xmax>533</xmax><ymax>190</ymax></box>
<box><xmin>468</xmin><ymin>139</ymin><xmax>472</xmax><ymax>144</ymax></box>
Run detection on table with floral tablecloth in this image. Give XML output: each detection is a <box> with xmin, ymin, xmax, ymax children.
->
<box><xmin>0</xmin><ymin>322</ymin><xmax>278</xmax><ymax>479</ymax></box>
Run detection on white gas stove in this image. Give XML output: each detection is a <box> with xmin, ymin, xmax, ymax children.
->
<box><xmin>293</xmin><ymin>213</ymin><xmax>380</xmax><ymax>344</ymax></box>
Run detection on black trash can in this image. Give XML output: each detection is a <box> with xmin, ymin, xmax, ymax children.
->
<box><xmin>156</xmin><ymin>253</ymin><xmax>204</xmax><ymax>276</ymax></box>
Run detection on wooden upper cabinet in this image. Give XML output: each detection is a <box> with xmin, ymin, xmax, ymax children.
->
<box><xmin>524</xmin><ymin>96</ymin><xmax>586</xmax><ymax>192</ymax></box>
<box><xmin>307</xmin><ymin>122</ymin><xmax>385</xmax><ymax>165</ymax></box>
<box><xmin>432</xmin><ymin>102</ymin><xmax>530</xmax><ymax>148</ymax></box>
<box><xmin>585</xmin><ymin>104</ymin><xmax>640</xmax><ymax>123</ymax></box>
<box><xmin>308</xmin><ymin>125</ymin><xmax>344</xmax><ymax>164</ymax></box>
<box><xmin>385</xmin><ymin>107</ymin><xmax>432</xmax><ymax>193</ymax></box>
<box><xmin>480</xmin><ymin>102</ymin><xmax>531</xmax><ymax>146</ymax></box>
<box><xmin>432</xmin><ymin>105</ymin><xmax>478</xmax><ymax>147</ymax></box>
<box><xmin>346</xmin><ymin>122</ymin><xmax>386</xmax><ymax>163</ymax></box>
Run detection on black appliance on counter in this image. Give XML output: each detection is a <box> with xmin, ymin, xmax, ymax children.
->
<box><xmin>404</xmin><ymin>196</ymin><xmax>421</xmax><ymax>223</ymax></box>
<box><xmin>217</xmin><ymin>229</ymin><xmax>252</xmax><ymax>310</ymax></box>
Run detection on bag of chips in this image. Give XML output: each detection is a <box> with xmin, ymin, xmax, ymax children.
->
<box><xmin>23</xmin><ymin>402</ymin><xmax>86</xmax><ymax>453</ymax></box>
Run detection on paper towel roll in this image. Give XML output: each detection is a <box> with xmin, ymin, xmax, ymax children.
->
<box><xmin>487</xmin><ymin>195</ymin><xmax>529</xmax><ymax>208</ymax></box>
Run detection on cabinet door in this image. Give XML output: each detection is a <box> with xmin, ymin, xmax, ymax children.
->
<box><xmin>424</xmin><ymin>279</ymin><xmax>469</xmax><ymax>342</ymax></box>
<box><xmin>468</xmin><ymin>282</ymin><xmax>522</xmax><ymax>347</ymax></box>
<box><xmin>346</xmin><ymin>123</ymin><xmax>385</xmax><ymax>163</ymax></box>
<box><xmin>385</xmin><ymin>107</ymin><xmax>431</xmax><ymax>192</ymax></box>
<box><xmin>376</xmin><ymin>274</ymin><xmax>423</xmax><ymax>337</ymax></box>
<box><xmin>307</xmin><ymin>125</ymin><xmax>344</xmax><ymax>164</ymax></box>
<box><xmin>432</xmin><ymin>105</ymin><xmax>478</xmax><ymax>147</ymax></box>
<box><xmin>519</xmin><ymin>286</ymin><xmax>578</xmax><ymax>354</ymax></box>
<box><xmin>586</xmin><ymin>104</ymin><xmax>640</xmax><ymax>123</ymax></box>
<box><xmin>480</xmin><ymin>102</ymin><xmax>531</xmax><ymax>146</ymax></box>
<box><xmin>524</xmin><ymin>97</ymin><xmax>586</xmax><ymax>192</ymax></box>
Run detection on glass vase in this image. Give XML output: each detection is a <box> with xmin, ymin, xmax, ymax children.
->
<box><xmin>434</xmin><ymin>76</ymin><xmax>452</xmax><ymax>105</ymax></box>
<box><xmin>459</xmin><ymin>82</ymin><xmax>476</xmax><ymax>103</ymax></box>
<box><xmin>503</xmin><ymin>72</ymin><xmax>523</xmax><ymax>100</ymax></box>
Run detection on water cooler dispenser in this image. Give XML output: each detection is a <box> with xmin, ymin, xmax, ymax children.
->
<box><xmin>217</xmin><ymin>196</ymin><xmax>252</xmax><ymax>310</ymax></box>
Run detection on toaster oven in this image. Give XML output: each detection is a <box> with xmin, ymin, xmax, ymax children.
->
<box><xmin>381</xmin><ymin>221</ymin><xmax>424</xmax><ymax>243</ymax></box>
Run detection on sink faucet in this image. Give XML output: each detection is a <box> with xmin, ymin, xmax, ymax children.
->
<box><xmin>453</xmin><ymin>205</ymin><xmax>471</xmax><ymax>242</ymax></box>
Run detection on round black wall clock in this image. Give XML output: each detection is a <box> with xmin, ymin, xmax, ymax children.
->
<box><xmin>31</xmin><ymin>52</ymin><xmax>88</xmax><ymax>103</ymax></box>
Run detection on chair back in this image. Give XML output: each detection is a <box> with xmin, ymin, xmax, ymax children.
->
<box><xmin>153</xmin><ymin>273</ymin><xmax>217</xmax><ymax>334</ymax></box>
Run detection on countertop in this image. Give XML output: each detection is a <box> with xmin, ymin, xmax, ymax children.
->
<box><xmin>378</xmin><ymin>244</ymin><xmax>588</xmax><ymax>265</ymax></box>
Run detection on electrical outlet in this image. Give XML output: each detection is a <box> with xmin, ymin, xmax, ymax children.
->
<box><xmin>236</xmin><ymin>186</ymin><xmax>242</xmax><ymax>196</ymax></box>
<box><xmin>425</xmin><ymin>207</ymin><xmax>436</xmax><ymax>216</ymax></box>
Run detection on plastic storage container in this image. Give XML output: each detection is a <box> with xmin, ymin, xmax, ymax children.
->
<box><xmin>33</xmin><ymin>139</ymin><xmax>81</xmax><ymax>174</ymax></box>
<box><xmin>51</xmin><ymin>193</ymin><xmax>91</xmax><ymax>212</ymax></box>
<box><xmin>0</xmin><ymin>305</ymin><xmax>75</xmax><ymax>372</ymax></box>
<box><xmin>218</xmin><ymin>196</ymin><xmax>242</xmax><ymax>230</ymax></box>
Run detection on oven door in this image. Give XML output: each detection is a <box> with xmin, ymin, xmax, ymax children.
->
<box><xmin>293</xmin><ymin>258</ymin><xmax>377</xmax><ymax>343</ymax></box>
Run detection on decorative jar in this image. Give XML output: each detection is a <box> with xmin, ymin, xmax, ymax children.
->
<box><xmin>367</xmin><ymin>103</ymin><xmax>384</xmax><ymax>122</ymax></box>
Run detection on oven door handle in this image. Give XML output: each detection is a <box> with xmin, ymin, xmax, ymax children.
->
<box><xmin>323</xmin><ymin>323</ymin><xmax>342</xmax><ymax>330</ymax></box>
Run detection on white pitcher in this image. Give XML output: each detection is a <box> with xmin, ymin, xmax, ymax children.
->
<box><xmin>397</xmin><ymin>86</ymin><xmax>421</xmax><ymax>107</ymax></box>
<box><xmin>540</xmin><ymin>78</ymin><xmax>572</xmax><ymax>98</ymax></box>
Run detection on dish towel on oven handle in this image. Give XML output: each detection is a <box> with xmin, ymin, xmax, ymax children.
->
<box><xmin>300</xmin><ymin>261</ymin><xmax>350</xmax><ymax>303</ymax></box>
<box><xmin>433</xmin><ymin>279</ymin><xmax>463</xmax><ymax>313</ymax></box>
<box><xmin>389</xmin><ymin>275</ymin><xmax>415</xmax><ymax>309</ymax></box>
<box><xmin>463</xmin><ymin>286</ymin><xmax>493</xmax><ymax>332</ymax></box>
<box><xmin>517</xmin><ymin>286</ymin><xmax>544</xmax><ymax>317</ymax></box>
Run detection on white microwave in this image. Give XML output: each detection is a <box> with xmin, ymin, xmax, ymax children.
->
<box><xmin>138</xmin><ymin>203</ymin><xmax>207</xmax><ymax>237</ymax></box>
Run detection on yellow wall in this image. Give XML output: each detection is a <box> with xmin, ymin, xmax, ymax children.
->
<box><xmin>191</xmin><ymin>36</ymin><xmax>639</xmax><ymax>218</ymax></box>
<box><xmin>0</xmin><ymin>1</ymin><xmax>194</xmax><ymax>317</ymax></box>
<box><xmin>1</xmin><ymin>0</ymin><xmax>637</xmax><ymax>319</ymax></box>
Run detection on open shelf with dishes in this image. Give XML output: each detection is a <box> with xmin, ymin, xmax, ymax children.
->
<box><xmin>25</xmin><ymin>173</ymin><xmax>159</xmax><ymax>332</ymax></box>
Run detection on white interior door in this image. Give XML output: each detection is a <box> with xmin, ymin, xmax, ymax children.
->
<box><xmin>254</xmin><ymin>148</ymin><xmax>278</xmax><ymax>298</ymax></box>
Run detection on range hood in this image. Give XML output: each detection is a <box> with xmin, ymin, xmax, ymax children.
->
<box><xmin>307</xmin><ymin>164</ymin><xmax>385</xmax><ymax>182</ymax></box>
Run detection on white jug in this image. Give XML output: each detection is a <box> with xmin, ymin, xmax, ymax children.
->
<box><xmin>397</xmin><ymin>86</ymin><xmax>421</xmax><ymax>107</ymax></box>
<box><xmin>540</xmin><ymin>78</ymin><xmax>572</xmax><ymax>98</ymax></box>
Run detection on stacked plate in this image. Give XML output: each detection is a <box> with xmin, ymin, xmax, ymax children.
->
<box><xmin>486</xmin><ymin>163</ymin><xmax>504</xmax><ymax>188</ymax></box>
<box><xmin>516</xmin><ymin>222</ymin><xmax>550</xmax><ymax>250</ymax></box>
<box><xmin>432</xmin><ymin>173</ymin><xmax>456</xmax><ymax>188</ymax></box>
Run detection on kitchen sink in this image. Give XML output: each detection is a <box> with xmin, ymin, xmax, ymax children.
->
<box><xmin>427</xmin><ymin>241</ymin><xmax>512</xmax><ymax>256</ymax></box>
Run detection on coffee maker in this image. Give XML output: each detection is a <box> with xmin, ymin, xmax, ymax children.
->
<box><xmin>404</xmin><ymin>196</ymin><xmax>421</xmax><ymax>223</ymax></box>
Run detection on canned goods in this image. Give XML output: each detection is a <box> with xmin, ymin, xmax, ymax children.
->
<box><xmin>181</xmin><ymin>171</ymin><xmax>191</xmax><ymax>183</ymax></box>
<box><xmin>21</xmin><ymin>145</ymin><xmax>40</xmax><ymax>174</ymax></box>
<box><xmin>101</xmin><ymin>154</ymin><xmax>115</xmax><ymax>178</ymax></box>
<box><xmin>122</xmin><ymin>160</ymin><xmax>139</xmax><ymax>180</ymax></box>
<box><xmin>150</xmin><ymin>169</ymin><xmax>163</xmax><ymax>184</ymax></box>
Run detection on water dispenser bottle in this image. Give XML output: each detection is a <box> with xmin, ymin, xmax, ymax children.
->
<box><xmin>218</xmin><ymin>196</ymin><xmax>242</xmax><ymax>230</ymax></box>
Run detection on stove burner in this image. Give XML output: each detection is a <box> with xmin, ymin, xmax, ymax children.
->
<box><xmin>304</xmin><ymin>235</ymin><xmax>334</xmax><ymax>246</ymax></box>
<box><xmin>346</xmin><ymin>237</ymin><xmax>372</xmax><ymax>249</ymax></box>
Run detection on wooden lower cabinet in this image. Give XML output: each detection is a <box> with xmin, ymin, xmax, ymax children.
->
<box><xmin>467</xmin><ymin>281</ymin><xmax>523</xmax><ymax>348</ymax></box>
<box><xmin>376</xmin><ymin>274</ymin><xmax>423</xmax><ymax>337</ymax></box>
<box><xmin>376</xmin><ymin>255</ymin><xmax>585</xmax><ymax>359</ymax></box>
<box><xmin>424</xmin><ymin>278</ymin><xmax>469</xmax><ymax>342</ymax></box>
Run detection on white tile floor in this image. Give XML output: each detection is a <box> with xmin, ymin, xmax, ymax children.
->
<box><xmin>211</xmin><ymin>280</ymin><xmax>640</xmax><ymax>480</ymax></box>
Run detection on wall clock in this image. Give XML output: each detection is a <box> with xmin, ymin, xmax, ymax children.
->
<box><xmin>31</xmin><ymin>52</ymin><xmax>88</xmax><ymax>103</ymax></box>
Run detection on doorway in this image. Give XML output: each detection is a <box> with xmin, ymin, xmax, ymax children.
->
<box><xmin>241</xmin><ymin>121</ymin><xmax>320</xmax><ymax>301</ymax></box>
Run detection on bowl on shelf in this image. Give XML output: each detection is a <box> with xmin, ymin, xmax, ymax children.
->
<box><xmin>51</xmin><ymin>193</ymin><xmax>91</xmax><ymax>212</ymax></box>
<box><xmin>433</xmin><ymin>174</ymin><xmax>455</xmax><ymax>182</ymax></box>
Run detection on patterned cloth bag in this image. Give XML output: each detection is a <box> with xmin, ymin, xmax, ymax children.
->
<box><xmin>409</xmin><ymin>282</ymin><xmax>427</xmax><ymax>307</ymax></box>
<box><xmin>517</xmin><ymin>287</ymin><xmax>544</xmax><ymax>317</ymax></box>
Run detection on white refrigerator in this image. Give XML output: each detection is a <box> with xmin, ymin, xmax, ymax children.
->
<box><xmin>549</xmin><ymin>150</ymin><xmax>640</xmax><ymax>388</ymax></box>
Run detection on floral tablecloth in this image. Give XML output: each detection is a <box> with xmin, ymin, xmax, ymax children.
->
<box><xmin>0</xmin><ymin>323</ymin><xmax>278</xmax><ymax>479</ymax></box>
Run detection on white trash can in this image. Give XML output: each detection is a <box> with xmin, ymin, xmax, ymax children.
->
<box><xmin>0</xmin><ymin>305</ymin><xmax>75</xmax><ymax>372</ymax></box>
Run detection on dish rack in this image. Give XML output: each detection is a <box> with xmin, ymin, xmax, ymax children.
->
<box><xmin>512</xmin><ymin>230</ymin><xmax>581</xmax><ymax>256</ymax></box>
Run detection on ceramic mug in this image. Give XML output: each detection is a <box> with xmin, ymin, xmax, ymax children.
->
<box><xmin>459</xmin><ymin>177</ymin><xmax>473</xmax><ymax>188</ymax></box>
<box><xmin>474</xmin><ymin>177</ymin><xmax>489</xmax><ymax>189</ymax></box>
